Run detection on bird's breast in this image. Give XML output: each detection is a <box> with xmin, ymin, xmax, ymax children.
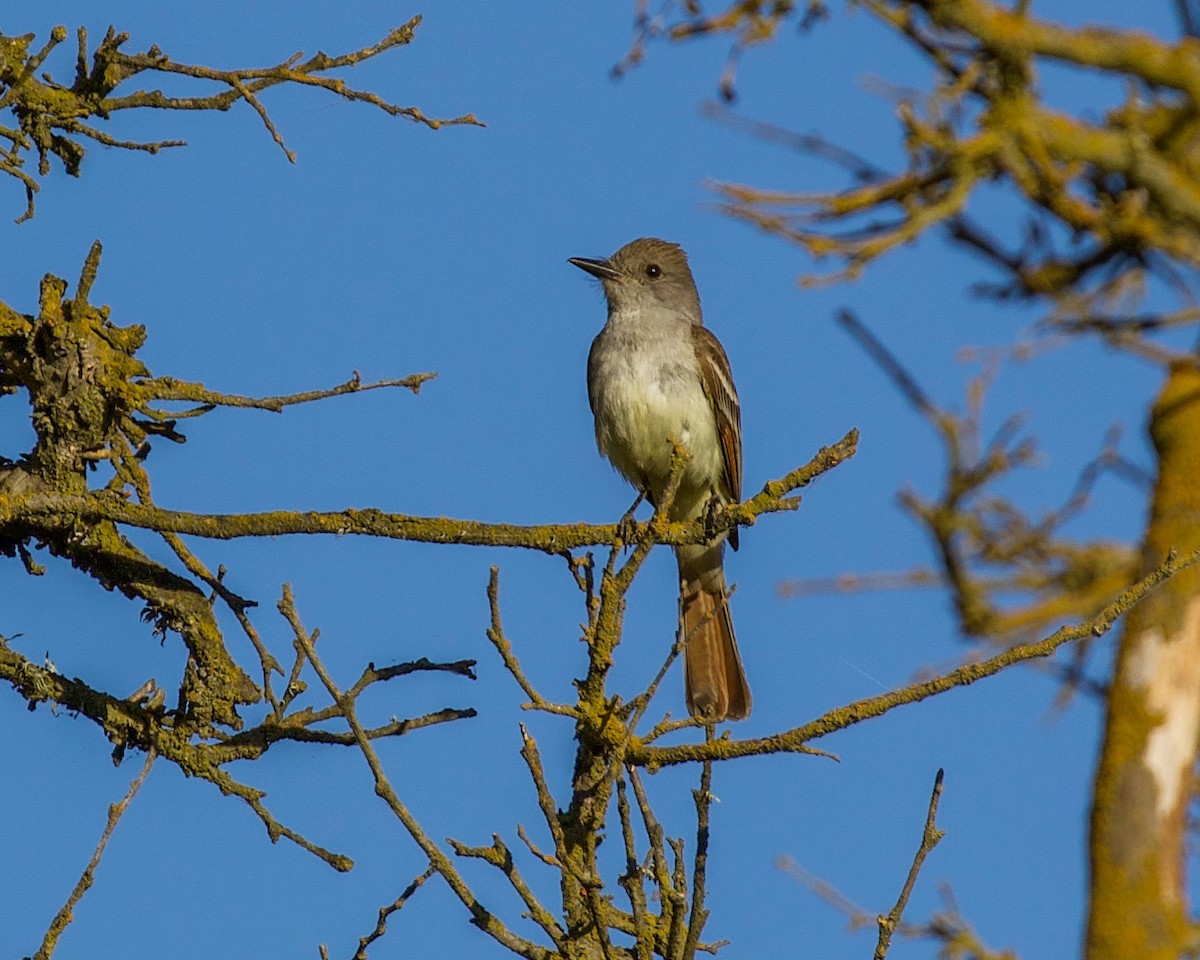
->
<box><xmin>590</xmin><ymin>332</ymin><xmax>723</xmax><ymax>515</ymax></box>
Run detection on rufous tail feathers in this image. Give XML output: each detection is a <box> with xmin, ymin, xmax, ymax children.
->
<box><xmin>678</xmin><ymin>544</ymin><xmax>750</xmax><ymax>721</ymax></box>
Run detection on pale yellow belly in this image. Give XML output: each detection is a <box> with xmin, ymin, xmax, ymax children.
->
<box><xmin>595</xmin><ymin>376</ymin><xmax>724</xmax><ymax>521</ymax></box>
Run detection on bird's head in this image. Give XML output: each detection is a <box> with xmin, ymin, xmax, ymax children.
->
<box><xmin>570</xmin><ymin>237</ymin><xmax>702</xmax><ymax>320</ymax></box>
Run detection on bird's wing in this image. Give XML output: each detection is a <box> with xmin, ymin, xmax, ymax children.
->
<box><xmin>586</xmin><ymin>333</ymin><xmax>603</xmax><ymax>418</ymax></box>
<box><xmin>692</xmin><ymin>324</ymin><xmax>742</xmax><ymax>505</ymax></box>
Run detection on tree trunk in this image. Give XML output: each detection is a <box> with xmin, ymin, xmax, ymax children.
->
<box><xmin>1086</xmin><ymin>361</ymin><xmax>1200</xmax><ymax>959</ymax></box>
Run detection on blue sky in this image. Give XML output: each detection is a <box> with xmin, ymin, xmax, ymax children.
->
<box><xmin>1</xmin><ymin>2</ymin><xmax>1184</xmax><ymax>958</ymax></box>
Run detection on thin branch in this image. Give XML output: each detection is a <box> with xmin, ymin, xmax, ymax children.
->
<box><xmin>682</xmin><ymin>753</ymin><xmax>714</xmax><ymax>959</ymax></box>
<box><xmin>778</xmin><ymin>568</ymin><xmax>942</xmax><ymax>597</ymax></box>
<box><xmin>701</xmin><ymin>102</ymin><xmax>885</xmax><ymax>182</ymax></box>
<box><xmin>99</xmin><ymin>20</ymin><xmax>482</xmax><ymax>129</ymax></box>
<box><xmin>517</xmin><ymin>823</ymin><xmax>562</xmax><ymax>869</ymax></box>
<box><xmin>627</xmin><ymin>767</ymin><xmax>676</xmax><ymax>921</ymax></box>
<box><xmin>630</xmin><ymin>545</ymin><xmax>1200</xmax><ymax>767</ymax></box>
<box><xmin>837</xmin><ymin>310</ymin><xmax>944</xmax><ymax>422</ymax></box>
<box><xmin>32</xmin><ymin>748</ymin><xmax>157</xmax><ymax>960</ymax></box>
<box><xmin>234</xmin><ymin>781</ymin><xmax>354</xmax><ymax>871</ymax></box>
<box><xmin>665</xmin><ymin>837</ymin><xmax>689</xmax><ymax>960</ymax></box>
<box><xmin>141</xmin><ymin>370</ymin><xmax>437</xmax><ymax>414</ymax></box>
<box><xmin>351</xmin><ymin>864</ymin><xmax>436</xmax><ymax>960</ymax></box>
<box><xmin>616</xmin><ymin>775</ymin><xmax>655</xmax><ymax>960</ymax></box>
<box><xmin>447</xmin><ymin>834</ymin><xmax>567</xmax><ymax>950</ymax></box>
<box><xmin>282</xmin><ymin>588</ymin><xmax>549</xmax><ymax>960</ymax></box>
<box><xmin>518</xmin><ymin>725</ymin><xmax>575</xmax><ymax>877</ymax></box>
<box><xmin>486</xmin><ymin>567</ymin><xmax>579</xmax><ymax>717</ymax></box>
<box><xmin>619</xmin><ymin>599</ymin><xmax>702</xmax><ymax>741</ymax></box>
<box><xmin>0</xmin><ymin>631</ymin><xmax>466</xmax><ymax>869</ymax></box>
<box><xmin>776</xmin><ymin>855</ymin><xmax>876</xmax><ymax>930</ymax></box>
<box><xmin>875</xmin><ymin>768</ymin><xmax>946</xmax><ymax>960</ymax></box>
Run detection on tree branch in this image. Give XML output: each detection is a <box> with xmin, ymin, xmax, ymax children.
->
<box><xmin>630</xmin><ymin>545</ymin><xmax>1200</xmax><ymax>768</ymax></box>
<box><xmin>32</xmin><ymin>748</ymin><xmax>157</xmax><ymax>960</ymax></box>
<box><xmin>0</xmin><ymin>18</ymin><xmax>482</xmax><ymax>221</ymax></box>
<box><xmin>284</xmin><ymin>588</ymin><xmax>550</xmax><ymax>960</ymax></box>
<box><xmin>874</xmin><ymin>768</ymin><xmax>946</xmax><ymax>960</ymax></box>
<box><xmin>6</xmin><ymin>430</ymin><xmax>858</xmax><ymax>555</ymax></box>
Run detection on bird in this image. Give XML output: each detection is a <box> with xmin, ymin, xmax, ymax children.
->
<box><xmin>570</xmin><ymin>237</ymin><xmax>751</xmax><ymax>721</ymax></box>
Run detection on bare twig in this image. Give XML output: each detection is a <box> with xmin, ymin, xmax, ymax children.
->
<box><xmin>776</xmin><ymin>855</ymin><xmax>876</xmax><ymax>930</ymax></box>
<box><xmin>627</xmin><ymin>768</ymin><xmax>676</xmax><ymax>919</ymax></box>
<box><xmin>141</xmin><ymin>370</ymin><xmax>436</xmax><ymax>415</ymax></box>
<box><xmin>517</xmin><ymin>727</ymin><xmax>571</xmax><ymax>863</ymax></box>
<box><xmin>682</xmin><ymin>751</ymin><xmax>715</xmax><ymax>959</ymax></box>
<box><xmin>778</xmin><ymin>568</ymin><xmax>942</xmax><ymax>597</ymax></box>
<box><xmin>282</xmin><ymin>588</ymin><xmax>549</xmax><ymax>960</ymax></box>
<box><xmin>874</xmin><ymin>768</ymin><xmax>946</xmax><ymax>959</ymax></box>
<box><xmin>616</xmin><ymin>775</ymin><xmax>655</xmax><ymax>960</ymax></box>
<box><xmin>486</xmin><ymin>568</ymin><xmax>579</xmax><ymax>717</ymax></box>
<box><xmin>351</xmin><ymin>864</ymin><xmax>436</xmax><ymax>960</ymax></box>
<box><xmin>701</xmin><ymin>102</ymin><xmax>884</xmax><ymax>182</ymax></box>
<box><xmin>33</xmin><ymin>748</ymin><xmax>157</xmax><ymax>960</ymax></box>
<box><xmin>447</xmin><ymin>834</ymin><xmax>567</xmax><ymax>950</ymax></box>
<box><xmin>837</xmin><ymin>310</ymin><xmax>943</xmax><ymax>421</ymax></box>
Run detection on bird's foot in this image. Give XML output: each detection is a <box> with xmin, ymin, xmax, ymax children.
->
<box><xmin>615</xmin><ymin>490</ymin><xmax>647</xmax><ymax>550</ymax></box>
<box><xmin>616</xmin><ymin>509</ymin><xmax>640</xmax><ymax>548</ymax></box>
<box><xmin>702</xmin><ymin>494</ymin><xmax>724</xmax><ymax>540</ymax></box>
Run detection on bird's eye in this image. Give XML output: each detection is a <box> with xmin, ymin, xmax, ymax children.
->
<box><xmin>646</xmin><ymin>264</ymin><xmax>662</xmax><ymax>279</ymax></box>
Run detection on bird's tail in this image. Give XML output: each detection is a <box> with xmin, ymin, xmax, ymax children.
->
<box><xmin>677</xmin><ymin>543</ymin><xmax>751</xmax><ymax>721</ymax></box>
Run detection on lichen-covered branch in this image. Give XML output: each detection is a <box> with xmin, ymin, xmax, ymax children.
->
<box><xmin>0</xmin><ymin>245</ymin><xmax>475</xmax><ymax>870</ymax></box>
<box><xmin>0</xmin><ymin>245</ymin><xmax>453</xmax><ymax>729</ymax></box>
<box><xmin>5</xmin><ymin>429</ymin><xmax>857</xmax><ymax>556</ymax></box>
<box><xmin>1</xmin><ymin>243</ymin><xmax>258</xmax><ymax>727</ymax></box>
<box><xmin>439</xmin><ymin>453</ymin><xmax>759</xmax><ymax>958</ymax></box>
<box><xmin>637</xmin><ymin>0</ymin><xmax>1200</xmax><ymax>346</ymax></box>
<box><xmin>0</xmin><ymin>610</ymin><xmax>474</xmax><ymax>867</ymax></box>
<box><xmin>142</xmin><ymin>370</ymin><xmax>437</xmax><ymax>417</ymax></box>
<box><xmin>628</xmin><ymin>545</ymin><xmax>1199</xmax><ymax>769</ymax></box>
<box><xmin>0</xmin><ymin>17</ymin><xmax>482</xmax><ymax>221</ymax></box>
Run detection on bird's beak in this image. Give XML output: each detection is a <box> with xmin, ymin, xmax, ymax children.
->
<box><xmin>569</xmin><ymin>256</ymin><xmax>619</xmax><ymax>281</ymax></box>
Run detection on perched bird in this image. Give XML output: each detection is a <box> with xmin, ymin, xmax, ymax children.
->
<box><xmin>571</xmin><ymin>237</ymin><xmax>751</xmax><ymax>721</ymax></box>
